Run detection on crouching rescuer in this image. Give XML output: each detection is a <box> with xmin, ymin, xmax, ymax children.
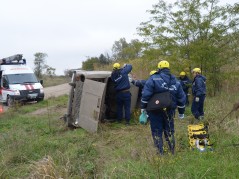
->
<box><xmin>141</xmin><ymin>60</ymin><xmax>186</xmax><ymax>155</ymax></box>
<box><xmin>111</xmin><ymin>63</ymin><xmax>132</xmax><ymax>125</ymax></box>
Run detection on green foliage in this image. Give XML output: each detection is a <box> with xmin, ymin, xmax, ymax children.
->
<box><xmin>34</xmin><ymin>52</ymin><xmax>48</xmax><ymax>78</ymax></box>
<box><xmin>138</xmin><ymin>0</ymin><xmax>239</xmax><ymax>95</ymax></box>
<box><xmin>82</xmin><ymin>54</ymin><xmax>111</xmax><ymax>70</ymax></box>
<box><xmin>1</xmin><ymin>90</ymin><xmax>239</xmax><ymax>178</ymax></box>
<box><xmin>41</xmin><ymin>76</ymin><xmax>70</xmax><ymax>87</ymax></box>
<box><xmin>82</xmin><ymin>57</ymin><xmax>99</xmax><ymax>70</ymax></box>
<box><xmin>112</xmin><ymin>38</ymin><xmax>144</xmax><ymax>60</ymax></box>
<box><xmin>34</xmin><ymin>52</ymin><xmax>57</xmax><ymax>78</ymax></box>
<box><xmin>44</xmin><ymin>65</ymin><xmax>56</xmax><ymax>77</ymax></box>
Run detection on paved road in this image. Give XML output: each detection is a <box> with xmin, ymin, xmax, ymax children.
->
<box><xmin>2</xmin><ymin>83</ymin><xmax>70</xmax><ymax>112</ymax></box>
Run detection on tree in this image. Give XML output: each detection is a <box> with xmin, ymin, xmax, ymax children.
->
<box><xmin>34</xmin><ymin>53</ymin><xmax>48</xmax><ymax>78</ymax></box>
<box><xmin>45</xmin><ymin>65</ymin><xmax>56</xmax><ymax>77</ymax></box>
<box><xmin>82</xmin><ymin>57</ymin><xmax>99</xmax><ymax>70</ymax></box>
<box><xmin>64</xmin><ymin>69</ymin><xmax>74</xmax><ymax>77</ymax></box>
<box><xmin>138</xmin><ymin>0</ymin><xmax>239</xmax><ymax>95</ymax></box>
<box><xmin>99</xmin><ymin>53</ymin><xmax>111</xmax><ymax>65</ymax></box>
<box><xmin>112</xmin><ymin>38</ymin><xmax>144</xmax><ymax>60</ymax></box>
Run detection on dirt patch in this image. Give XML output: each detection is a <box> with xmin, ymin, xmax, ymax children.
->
<box><xmin>29</xmin><ymin>104</ymin><xmax>67</xmax><ymax>116</ymax></box>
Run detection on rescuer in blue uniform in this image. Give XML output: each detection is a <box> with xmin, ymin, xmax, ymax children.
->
<box><xmin>141</xmin><ymin>61</ymin><xmax>186</xmax><ymax>155</ymax></box>
<box><xmin>178</xmin><ymin>71</ymin><xmax>191</xmax><ymax>106</ymax></box>
<box><xmin>111</xmin><ymin>63</ymin><xmax>132</xmax><ymax>125</ymax></box>
<box><xmin>131</xmin><ymin>70</ymin><xmax>157</xmax><ymax>97</ymax></box>
<box><xmin>191</xmin><ymin>68</ymin><xmax>206</xmax><ymax>120</ymax></box>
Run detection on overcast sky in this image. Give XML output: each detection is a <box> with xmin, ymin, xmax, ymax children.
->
<box><xmin>0</xmin><ymin>0</ymin><xmax>237</xmax><ymax>75</ymax></box>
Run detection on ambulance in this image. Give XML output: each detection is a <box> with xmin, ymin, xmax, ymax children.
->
<box><xmin>0</xmin><ymin>54</ymin><xmax>44</xmax><ymax>106</ymax></box>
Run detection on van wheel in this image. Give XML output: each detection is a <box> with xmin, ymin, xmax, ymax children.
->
<box><xmin>6</xmin><ymin>96</ymin><xmax>14</xmax><ymax>107</ymax></box>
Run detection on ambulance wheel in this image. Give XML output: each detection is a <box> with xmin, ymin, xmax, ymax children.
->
<box><xmin>6</xmin><ymin>96</ymin><xmax>14</xmax><ymax>107</ymax></box>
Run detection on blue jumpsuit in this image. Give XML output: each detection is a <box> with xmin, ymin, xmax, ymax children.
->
<box><xmin>179</xmin><ymin>76</ymin><xmax>191</xmax><ymax>105</ymax></box>
<box><xmin>111</xmin><ymin>64</ymin><xmax>132</xmax><ymax>123</ymax></box>
<box><xmin>191</xmin><ymin>75</ymin><xmax>206</xmax><ymax>119</ymax></box>
<box><xmin>141</xmin><ymin>69</ymin><xmax>186</xmax><ymax>155</ymax></box>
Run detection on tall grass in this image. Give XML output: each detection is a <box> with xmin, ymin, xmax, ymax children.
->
<box><xmin>0</xmin><ymin>91</ymin><xmax>239</xmax><ymax>178</ymax></box>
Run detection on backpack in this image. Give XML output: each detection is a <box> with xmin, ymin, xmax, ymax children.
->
<box><xmin>146</xmin><ymin>74</ymin><xmax>173</xmax><ymax>111</ymax></box>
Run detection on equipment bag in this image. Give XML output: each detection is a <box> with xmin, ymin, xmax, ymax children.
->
<box><xmin>146</xmin><ymin>91</ymin><xmax>172</xmax><ymax>111</ymax></box>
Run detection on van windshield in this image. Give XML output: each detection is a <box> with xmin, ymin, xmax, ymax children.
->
<box><xmin>6</xmin><ymin>73</ymin><xmax>38</xmax><ymax>84</ymax></box>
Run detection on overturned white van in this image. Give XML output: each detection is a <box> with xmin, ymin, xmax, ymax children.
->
<box><xmin>64</xmin><ymin>70</ymin><xmax>139</xmax><ymax>132</ymax></box>
<box><xmin>0</xmin><ymin>54</ymin><xmax>44</xmax><ymax>106</ymax></box>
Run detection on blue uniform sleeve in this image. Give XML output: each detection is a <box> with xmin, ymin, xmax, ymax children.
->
<box><xmin>140</xmin><ymin>78</ymin><xmax>154</xmax><ymax>109</ymax></box>
<box><xmin>176</xmin><ymin>82</ymin><xmax>186</xmax><ymax>114</ymax></box>
<box><xmin>133</xmin><ymin>80</ymin><xmax>146</xmax><ymax>88</ymax></box>
<box><xmin>121</xmin><ymin>64</ymin><xmax>132</xmax><ymax>75</ymax></box>
<box><xmin>195</xmin><ymin>78</ymin><xmax>203</xmax><ymax>97</ymax></box>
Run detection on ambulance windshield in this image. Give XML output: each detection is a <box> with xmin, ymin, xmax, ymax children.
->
<box><xmin>6</xmin><ymin>73</ymin><xmax>38</xmax><ymax>84</ymax></box>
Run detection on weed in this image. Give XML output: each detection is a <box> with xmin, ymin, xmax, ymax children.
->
<box><xmin>0</xmin><ymin>91</ymin><xmax>239</xmax><ymax>178</ymax></box>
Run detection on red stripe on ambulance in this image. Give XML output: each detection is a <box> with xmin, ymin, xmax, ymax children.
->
<box><xmin>25</xmin><ymin>85</ymin><xmax>30</xmax><ymax>90</ymax></box>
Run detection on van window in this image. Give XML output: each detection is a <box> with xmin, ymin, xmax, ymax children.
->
<box><xmin>5</xmin><ymin>73</ymin><xmax>38</xmax><ymax>84</ymax></box>
<box><xmin>2</xmin><ymin>76</ymin><xmax>9</xmax><ymax>88</ymax></box>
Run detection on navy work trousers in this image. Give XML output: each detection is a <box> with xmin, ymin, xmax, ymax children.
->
<box><xmin>148</xmin><ymin>110</ymin><xmax>175</xmax><ymax>155</ymax></box>
<box><xmin>116</xmin><ymin>91</ymin><xmax>131</xmax><ymax>122</ymax></box>
<box><xmin>191</xmin><ymin>95</ymin><xmax>205</xmax><ymax>119</ymax></box>
<box><xmin>184</xmin><ymin>90</ymin><xmax>189</xmax><ymax>105</ymax></box>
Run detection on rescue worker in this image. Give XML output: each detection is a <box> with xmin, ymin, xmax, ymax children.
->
<box><xmin>191</xmin><ymin>68</ymin><xmax>206</xmax><ymax>120</ymax></box>
<box><xmin>131</xmin><ymin>70</ymin><xmax>157</xmax><ymax>107</ymax></box>
<box><xmin>111</xmin><ymin>63</ymin><xmax>132</xmax><ymax>125</ymax></box>
<box><xmin>141</xmin><ymin>60</ymin><xmax>186</xmax><ymax>155</ymax></box>
<box><xmin>178</xmin><ymin>71</ymin><xmax>191</xmax><ymax>106</ymax></box>
<box><xmin>132</xmin><ymin>70</ymin><xmax>157</xmax><ymax>90</ymax></box>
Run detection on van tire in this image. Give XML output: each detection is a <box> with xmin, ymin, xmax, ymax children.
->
<box><xmin>6</xmin><ymin>96</ymin><xmax>14</xmax><ymax>107</ymax></box>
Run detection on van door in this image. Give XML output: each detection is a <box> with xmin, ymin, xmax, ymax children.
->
<box><xmin>1</xmin><ymin>76</ymin><xmax>10</xmax><ymax>102</ymax></box>
<box><xmin>77</xmin><ymin>79</ymin><xmax>106</xmax><ymax>133</ymax></box>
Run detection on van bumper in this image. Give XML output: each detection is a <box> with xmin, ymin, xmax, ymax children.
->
<box><xmin>11</xmin><ymin>93</ymin><xmax>44</xmax><ymax>102</ymax></box>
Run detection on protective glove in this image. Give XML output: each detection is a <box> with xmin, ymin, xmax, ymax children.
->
<box><xmin>128</xmin><ymin>76</ymin><xmax>133</xmax><ymax>83</ymax></box>
<box><xmin>178</xmin><ymin>114</ymin><xmax>184</xmax><ymax>119</ymax></box>
<box><xmin>123</xmin><ymin>64</ymin><xmax>127</xmax><ymax>67</ymax></box>
<box><xmin>141</xmin><ymin>109</ymin><xmax>146</xmax><ymax>114</ymax></box>
<box><xmin>195</xmin><ymin>97</ymin><xmax>199</xmax><ymax>102</ymax></box>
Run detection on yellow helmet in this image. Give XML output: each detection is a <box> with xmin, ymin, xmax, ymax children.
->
<box><xmin>158</xmin><ymin>60</ymin><xmax>169</xmax><ymax>69</ymax></box>
<box><xmin>192</xmin><ymin>68</ymin><xmax>201</xmax><ymax>73</ymax></box>
<box><xmin>113</xmin><ymin>63</ymin><xmax>120</xmax><ymax>69</ymax></box>
<box><xmin>180</xmin><ymin>71</ymin><xmax>186</xmax><ymax>76</ymax></box>
<box><xmin>150</xmin><ymin>70</ymin><xmax>157</xmax><ymax>76</ymax></box>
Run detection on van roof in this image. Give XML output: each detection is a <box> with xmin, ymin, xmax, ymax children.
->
<box><xmin>0</xmin><ymin>64</ymin><xmax>33</xmax><ymax>75</ymax></box>
<box><xmin>75</xmin><ymin>70</ymin><xmax>112</xmax><ymax>79</ymax></box>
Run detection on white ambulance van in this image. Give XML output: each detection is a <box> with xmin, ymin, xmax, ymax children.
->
<box><xmin>0</xmin><ymin>54</ymin><xmax>44</xmax><ymax>106</ymax></box>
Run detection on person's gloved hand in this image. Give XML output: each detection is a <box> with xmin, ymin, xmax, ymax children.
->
<box><xmin>123</xmin><ymin>64</ymin><xmax>127</xmax><ymax>67</ymax></box>
<box><xmin>141</xmin><ymin>109</ymin><xmax>146</xmax><ymax>114</ymax></box>
<box><xmin>178</xmin><ymin>114</ymin><xmax>184</xmax><ymax>119</ymax></box>
<box><xmin>128</xmin><ymin>76</ymin><xmax>133</xmax><ymax>83</ymax></box>
<box><xmin>195</xmin><ymin>97</ymin><xmax>199</xmax><ymax>102</ymax></box>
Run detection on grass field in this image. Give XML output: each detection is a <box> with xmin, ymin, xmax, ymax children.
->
<box><xmin>41</xmin><ymin>76</ymin><xmax>70</xmax><ymax>87</ymax></box>
<box><xmin>0</xmin><ymin>90</ymin><xmax>239</xmax><ymax>178</ymax></box>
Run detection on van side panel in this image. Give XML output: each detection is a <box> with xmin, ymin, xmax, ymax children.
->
<box><xmin>77</xmin><ymin>79</ymin><xmax>106</xmax><ymax>132</ymax></box>
<box><xmin>129</xmin><ymin>84</ymin><xmax>139</xmax><ymax>112</ymax></box>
